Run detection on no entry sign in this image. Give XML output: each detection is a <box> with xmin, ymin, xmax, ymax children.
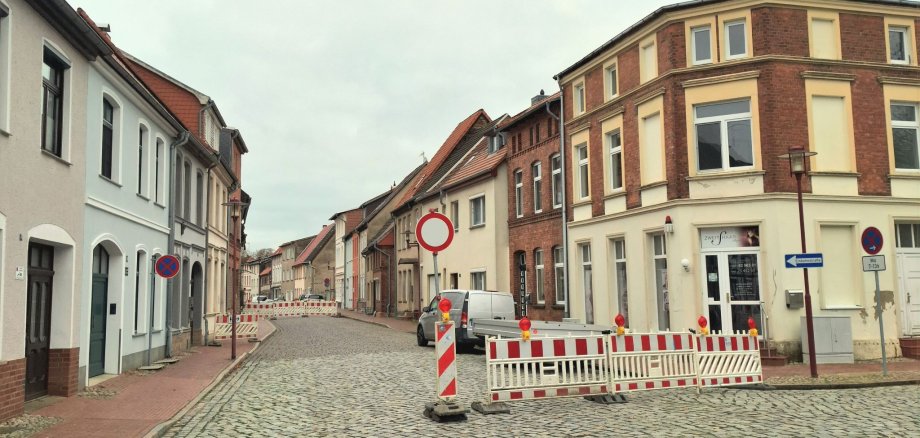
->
<box><xmin>416</xmin><ymin>212</ymin><xmax>454</xmax><ymax>253</ymax></box>
<box><xmin>155</xmin><ymin>255</ymin><xmax>180</xmax><ymax>279</ymax></box>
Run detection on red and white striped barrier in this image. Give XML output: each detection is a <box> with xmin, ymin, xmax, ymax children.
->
<box><xmin>303</xmin><ymin>301</ymin><xmax>338</xmax><ymax>316</ymax></box>
<box><xmin>483</xmin><ymin>335</ymin><xmax>609</xmax><ymax>404</ymax></box>
<box><xmin>436</xmin><ymin>321</ymin><xmax>458</xmax><ymax>401</ymax></box>
<box><xmin>608</xmin><ymin>333</ymin><xmax>699</xmax><ymax>393</ymax></box>
<box><xmin>243</xmin><ymin>301</ymin><xmax>339</xmax><ymax>318</ymax></box>
<box><xmin>696</xmin><ymin>333</ymin><xmax>763</xmax><ymax>387</ymax></box>
<box><xmin>213</xmin><ymin>314</ymin><xmax>259</xmax><ymax>340</ymax></box>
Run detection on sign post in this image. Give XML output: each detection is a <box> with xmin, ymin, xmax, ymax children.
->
<box><xmin>861</xmin><ymin>227</ymin><xmax>887</xmax><ymax>376</ymax></box>
<box><xmin>416</xmin><ymin>210</ymin><xmax>467</xmax><ymax>422</ymax></box>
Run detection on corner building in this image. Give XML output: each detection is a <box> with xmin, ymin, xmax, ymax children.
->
<box><xmin>556</xmin><ymin>0</ymin><xmax>920</xmax><ymax>360</ymax></box>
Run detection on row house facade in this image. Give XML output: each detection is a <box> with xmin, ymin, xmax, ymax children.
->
<box><xmin>0</xmin><ymin>0</ymin><xmax>251</xmax><ymax>422</ymax></box>
<box><xmin>330</xmin><ymin>208</ymin><xmax>362</xmax><ymax>307</ymax></box>
<box><xmin>555</xmin><ymin>0</ymin><xmax>920</xmax><ymax>359</ymax></box>
<box><xmin>241</xmin><ymin>258</ymin><xmax>258</xmax><ymax>303</ymax></box>
<box><xmin>270</xmin><ymin>248</ymin><xmax>282</xmax><ymax>299</ymax></box>
<box><xmin>392</xmin><ymin>109</ymin><xmax>492</xmax><ymax>318</ymax></box>
<box><xmin>293</xmin><ymin>224</ymin><xmax>335</xmax><ymax>300</ymax></box>
<box><xmin>279</xmin><ymin>236</ymin><xmax>312</xmax><ymax>301</ymax></box>
<box><xmin>504</xmin><ymin>93</ymin><xmax>567</xmax><ymax>321</ymax></box>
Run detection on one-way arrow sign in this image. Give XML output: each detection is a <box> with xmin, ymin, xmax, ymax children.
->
<box><xmin>785</xmin><ymin>253</ymin><xmax>824</xmax><ymax>269</ymax></box>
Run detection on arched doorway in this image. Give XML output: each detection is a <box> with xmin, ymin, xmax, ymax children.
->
<box><xmin>190</xmin><ymin>262</ymin><xmax>203</xmax><ymax>345</ymax></box>
<box><xmin>89</xmin><ymin>245</ymin><xmax>109</xmax><ymax>378</ymax></box>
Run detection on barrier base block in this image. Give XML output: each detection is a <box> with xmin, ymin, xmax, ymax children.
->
<box><xmin>423</xmin><ymin>401</ymin><xmax>469</xmax><ymax>423</ymax></box>
<box><xmin>584</xmin><ymin>393</ymin><xmax>628</xmax><ymax>404</ymax></box>
<box><xmin>470</xmin><ymin>401</ymin><xmax>511</xmax><ymax>415</ymax></box>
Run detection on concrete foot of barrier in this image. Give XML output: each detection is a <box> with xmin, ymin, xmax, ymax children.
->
<box><xmin>423</xmin><ymin>401</ymin><xmax>469</xmax><ymax>422</ymax></box>
<box><xmin>584</xmin><ymin>393</ymin><xmax>628</xmax><ymax>404</ymax></box>
<box><xmin>470</xmin><ymin>401</ymin><xmax>511</xmax><ymax>415</ymax></box>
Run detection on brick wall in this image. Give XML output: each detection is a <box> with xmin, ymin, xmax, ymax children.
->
<box><xmin>752</xmin><ymin>7</ymin><xmax>809</xmax><ymax>57</ymax></box>
<box><xmin>658</xmin><ymin>22</ymin><xmax>686</xmax><ymax>73</ymax></box>
<box><xmin>509</xmin><ymin>216</ymin><xmax>565</xmax><ymax>321</ymax></box>
<box><xmin>840</xmin><ymin>13</ymin><xmax>885</xmax><ymax>63</ymax></box>
<box><xmin>851</xmin><ymin>68</ymin><xmax>892</xmax><ymax>196</ymax></box>
<box><xmin>0</xmin><ymin>359</ymin><xmax>25</xmax><ymax>422</ymax></box>
<box><xmin>47</xmin><ymin>348</ymin><xmax>79</xmax><ymax>397</ymax></box>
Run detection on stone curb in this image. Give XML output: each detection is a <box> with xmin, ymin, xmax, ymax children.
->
<box><xmin>340</xmin><ymin>312</ymin><xmax>415</xmax><ymax>333</ymax></box>
<box><xmin>143</xmin><ymin>321</ymin><xmax>278</xmax><ymax>438</ymax></box>
<box><xmin>730</xmin><ymin>379</ymin><xmax>920</xmax><ymax>391</ymax></box>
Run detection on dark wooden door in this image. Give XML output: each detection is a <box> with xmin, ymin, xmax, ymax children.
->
<box><xmin>25</xmin><ymin>243</ymin><xmax>54</xmax><ymax>401</ymax></box>
<box><xmin>89</xmin><ymin>245</ymin><xmax>109</xmax><ymax>377</ymax></box>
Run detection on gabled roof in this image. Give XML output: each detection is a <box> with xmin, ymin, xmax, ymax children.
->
<box><xmin>259</xmin><ymin>266</ymin><xmax>272</xmax><ymax>276</ymax></box>
<box><xmin>394</xmin><ymin>109</ymin><xmax>491</xmax><ymax>209</ymax></box>
<box><xmin>294</xmin><ymin>224</ymin><xmax>335</xmax><ymax>265</ymax></box>
<box><xmin>362</xmin><ymin>219</ymin><xmax>395</xmax><ymax>256</ymax></box>
<box><xmin>355</xmin><ymin>161</ymin><xmax>427</xmax><ymax>232</ymax></box>
<box><xmin>418</xmin><ymin>116</ymin><xmax>508</xmax><ymax>198</ymax></box>
<box><xmin>271</xmin><ymin>248</ymin><xmax>282</xmax><ymax>257</ymax></box>
<box><xmin>502</xmin><ymin>93</ymin><xmax>561</xmax><ymax>130</ymax></box>
<box><xmin>439</xmin><ymin>137</ymin><xmax>507</xmax><ymax>190</ymax></box>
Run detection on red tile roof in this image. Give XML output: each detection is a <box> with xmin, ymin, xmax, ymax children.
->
<box><xmin>395</xmin><ymin>109</ymin><xmax>490</xmax><ymax>208</ymax></box>
<box><xmin>259</xmin><ymin>266</ymin><xmax>272</xmax><ymax>276</ymax></box>
<box><xmin>272</xmin><ymin>248</ymin><xmax>282</xmax><ymax>257</ymax></box>
<box><xmin>440</xmin><ymin>137</ymin><xmax>507</xmax><ymax>189</ymax></box>
<box><xmin>294</xmin><ymin>224</ymin><xmax>334</xmax><ymax>265</ymax></box>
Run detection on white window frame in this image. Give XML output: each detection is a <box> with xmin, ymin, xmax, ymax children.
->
<box><xmin>693</xmin><ymin>99</ymin><xmax>754</xmax><ymax>172</ymax></box>
<box><xmin>605</xmin><ymin>63</ymin><xmax>618</xmax><ymax>99</ymax></box>
<box><xmin>470</xmin><ymin>270</ymin><xmax>486</xmax><ymax>290</ymax></box>
<box><xmin>889</xmin><ymin>26</ymin><xmax>911</xmax><ymax>65</ymax></box>
<box><xmin>579</xmin><ymin>242</ymin><xmax>594</xmax><ymax>325</ymax></box>
<box><xmin>551</xmin><ymin>154</ymin><xmax>562</xmax><ymax>209</ymax></box>
<box><xmin>532</xmin><ymin>161</ymin><xmax>543</xmax><ymax>213</ymax></box>
<box><xmin>607</xmin><ymin>130</ymin><xmax>623</xmax><ymax>191</ymax></box>
<box><xmin>691</xmin><ymin>25</ymin><xmax>713</xmax><ymax>65</ymax></box>
<box><xmin>576</xmin><ymin>143</ymin><xmax>589</xmax><ymax>199</ymax></box>
<box><xmin>535</xmin><ymin>249</ymin><xmax>545</xmax><ymax>304</ymax></box>
<box><xmin>612</xmin><ymin>238</ymin><xmax>628</xmax><ymax>324</ymax></box>
<box><xmin>470</xmin><ymin>195</ymin><xmax>486</xmax><ymax>228</ymax></box>
<box><xmin>574</xmin><ymin>82</ymin><xmax>586</xmax><ymax>115</ymax></box>
<box><xmin>892</xmin><ymin>102</ymin><xmax>920</xmax><ymax>171</ymax></box>
<box><xmin>553</xmin><ymin>246</ymin><xmax>566</xmax><ymax>305</ymax></box>
<box><xmin>450</xmin><ymin>200</ymin><xmax>459</xmax><ymax>231</ymax></box>
<box><xmin>514</xmin><ymin>170</ymin><xmax>523</xmax><ymax>218</ymax></box>
<box><xmin>724</xmin><ymin>20</ymin><xmax>748</xmax><ymax>60</ymax></box>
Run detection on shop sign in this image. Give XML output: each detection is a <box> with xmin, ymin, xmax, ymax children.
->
<box><xmin>701</xmin><ymin>226</ymin><xmax>760</xmax><ymax>249</ymax></box>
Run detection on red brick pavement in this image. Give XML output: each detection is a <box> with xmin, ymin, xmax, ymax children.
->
<box><xmin>763</xmin><ymin>358</ymin><xmax>920</xmax><ymax>379</ymax></box>
<box><xmin>31</xmin><ymin>321</ymin><xmax>275</xmax><ymax>438</ymax></box>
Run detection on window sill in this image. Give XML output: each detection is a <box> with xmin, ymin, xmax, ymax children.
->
<box><xmin>136</xmin><ymin>193</ymin><xmax>150</xmax><ymax>201</ymax></box>
<box><xmin>687</xmin><ymin>170</ymin><xmax>764</xmax><ymax>181</ymax></box>
<box><xmin>640</xmin><ymin>180</ymin><xmax>668</xmax><ymax>190</ymax></box>
<box><xmin>41</xmin><ymin>149</ymin><xmax>72</xmax><ymax>166</ymax></box>
<box><xmin>469</xmin><ymin>224</ymin><xmax>485</xmax><ymax>230</ymax></box>
<box><xmin>889</xmin><ymin>173</ymin><xmax>920</xmax><ymax>180</ymax></box>
<box><xmin>531</xmin><ymin>302</ymin><xmax>547</xmax><ymax>309</ymax></box>
<box><xmin>99</xmin><ymin>175</ymin><xmax>122</xmax><ymax>187</ymax></box>
<box><xmin>603</xmin><ymin>190</ymin><xmax>626</xmax><ymax>200</ymax></box>
<box><xmin>572</xmin><ymin>199</ymin><xmax>591</xmax><ymax>207</ymax></box>
<box><xmin>151</xmin><ymin>329</ymin><xmax>163</xmax><ymax>334</ymax></box>
<box><xmin>132</xmin><ymin>331</ymin><xmax>147</xmax><ymax>338</ymax></box>
<box><xmin>534</xmin><ymin>209</ymin><xmax>544</xmax><ymax>215</ymax></box>
<box><xmin>551</xmin><ymin>304</ymin><xmax>566</xmax><ymax>310</ymax></box>
<box><xmin>154</xmin><ymin>202</ymin><xmax>166</xmax><ymax>209</ymax></box>
<box><xmin>809</xmin><ymin>171</ymin><xmax>859</xmax><ymax>177</ymax></box>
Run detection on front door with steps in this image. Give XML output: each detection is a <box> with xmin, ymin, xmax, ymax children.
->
<box><xmin>25</xmin><ymin>243</ymin><xmax>54</xmax><ymax>400</ymax></box>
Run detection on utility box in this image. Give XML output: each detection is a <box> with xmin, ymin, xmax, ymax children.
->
<box><xmin>801</xmin><ymin>316</ymin><xmax>854</xmax><ymax>364</ymax></box>
<box><xmin>785</xmin><ymin>290</ymin><xmax>804</xmax><ymax>309</ymax></box>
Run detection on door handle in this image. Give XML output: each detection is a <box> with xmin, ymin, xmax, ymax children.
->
<box><xmin>725</xmin><ymin>293</ymin><xmax>730</xmax><ymax>304</ymax></box>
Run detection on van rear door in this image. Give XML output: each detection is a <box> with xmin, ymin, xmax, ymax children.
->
<box><xmin>490</xmin><ymin>293</ymin><xmax>516</xmax><ymax>320</ymax></box>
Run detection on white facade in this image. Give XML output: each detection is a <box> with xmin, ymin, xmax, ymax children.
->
<box><xmin>206</xmin><ymin>156</ymin><xmax>231</xmax><ymax>339</ymax></box>
<box><xmin>79</xmin><ymin>57</ymin><xmax>179</xmax><ymax>380</ymax></box>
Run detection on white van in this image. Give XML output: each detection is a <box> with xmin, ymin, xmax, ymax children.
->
<box><xmin>416</xmin><ymin>290</ymin><xmax>516</xmax><ymax>351</ymax></box>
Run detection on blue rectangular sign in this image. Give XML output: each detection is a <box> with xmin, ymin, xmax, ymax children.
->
<box><xmin>785</xmin><ymin>253</ymin><xmax>824</xmax><ymax>269</ymax></box>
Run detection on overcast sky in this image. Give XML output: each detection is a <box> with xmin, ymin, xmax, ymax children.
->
<box><xmin>69</xmin><ymin>0</ymin><xmax>675</xmax><ymax>251</ymax></box>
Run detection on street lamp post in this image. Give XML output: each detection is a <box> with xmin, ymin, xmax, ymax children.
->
<box><xmin>224</xmin><ymin>200</ymin><xmax>248</xmax><ymax>360</ymax></box>
<box><xmin>778</xmin><ymin>147</ymin><xmax>819</xmax><ymax>378</ymax></box>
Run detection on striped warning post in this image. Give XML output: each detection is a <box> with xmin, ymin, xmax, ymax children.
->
<box><xmin>607</xmin><ymin>332</ymin><xmax>698</xmax><ymax>393</ymax></box>
<box><xmin>484</xmin><ymin>335</ymin><xmax>608</xmax><ymax>403</ymax></box>
<box><xmin>436</xmin><ymin>321</ymin><xmax>457</xmax><ymax>401</ymax></box>
<box><xmin>696</xmin><ymin>333</ymin><xmax>763</xmax><ymax>387</ymax></box>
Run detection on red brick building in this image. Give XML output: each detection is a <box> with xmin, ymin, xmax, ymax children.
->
<box><xmin>504</xmin><ymin>93</ymin><xmax>567</xmax><ymax>321</ymax></box>
<box><xmin>555</xmin><ymin>0</ymin><xmax>920</xmax><ymax>360</ymax></box>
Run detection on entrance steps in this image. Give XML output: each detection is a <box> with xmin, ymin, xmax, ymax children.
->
<box><xmin>759</xmin><ymin>340</ymin><xmax>788</xmax><ymax>366</ymax></box>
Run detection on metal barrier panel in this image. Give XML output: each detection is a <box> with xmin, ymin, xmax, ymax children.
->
<box><xmin>485</xmin><ymin>336</ymin><xmax>609</xmax><ymax>403</ymax></box>
<box><xmin>696</xmin><ymin>334</ymin><xmax>763</xmax><ymax>387</ymax></box>
<box><xmin>607</xmin><ymin>333</ymin><xmax>698</xmax><ymax>393</ymax></box>
<box><xmin>303</xmin><ymin>301</ymin><xmax>338</xmax><ymax>316</ymax></box>
<box><xmin>213</xmin><ymin>314</ymin><xmax>259</xmax><ymax>340</ymax></box>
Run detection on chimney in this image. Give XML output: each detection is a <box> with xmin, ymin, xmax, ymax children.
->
<box><xmin>531</xmin><ymin>89</ymin><xmax>548</xmax><ymax>106</ymax></box>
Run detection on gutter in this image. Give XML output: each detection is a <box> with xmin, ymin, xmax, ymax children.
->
<box><xmin>165</xmin><ymin>131</ymin><xmax>191</xmax><ymax>357</ymax></box>
<box><xmin>553</xmin><ymin>80</ymin><xmax>570</xmax><ymax>319</ymax></box>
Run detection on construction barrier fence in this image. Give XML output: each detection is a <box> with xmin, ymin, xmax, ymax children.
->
<box><xmin>212</xmin><ymin>314</ymin><xmax>259</xmax><ymax>340</ymax></box>
<box><xmin>480</xmin><ymin>331</ymin><xmax>762</xmax><ymax>409</ymax></box>
<box><xmin>242</xmin><ymin>301</ymin><xmax>339</xmax><ymax>318</ymax></box>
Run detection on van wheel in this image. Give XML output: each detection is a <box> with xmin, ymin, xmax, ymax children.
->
<box><xmin>416</xmin><ymin>326</ymin><xmax>428</xmax><ymax>346</ymax></box>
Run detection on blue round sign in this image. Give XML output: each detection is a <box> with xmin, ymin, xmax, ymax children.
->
<box><xmin>861</xmin><ymin>227</ymin><xmax>883</xmax><ymax>255</ymax></box>
<box><xmin>155</xmin><ymin>255</ymin><xmax>180</xmax><ymax>279</ymax></box>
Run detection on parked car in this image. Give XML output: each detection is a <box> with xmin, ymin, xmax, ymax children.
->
<box><xmin>251</xmin><ymin>295</ymin><xmax>269</xmax><ymax>303</ymax></box>
<box><xmin>305</xmin><ymin>294</ymin><xmax>324</xmax><ymax>301</ymax></box>
<box><xmin>416</xmin><ymin>290</ymin><xmax>515</xmax><ymax>352</ymax></box>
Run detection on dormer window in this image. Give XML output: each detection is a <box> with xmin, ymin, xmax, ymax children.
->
<box><xmin>489</xmin><ymin>133</ymin><xmax>504</xmax><ymax>153</ymax></box>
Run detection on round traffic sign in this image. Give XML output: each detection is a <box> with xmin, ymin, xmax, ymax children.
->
<box><xmin>415</xmin><ymin>212</ymin><xmax>454</xmax><ymax>253</ymax></box>
<box><xmin>861</xmin><ymin>227</ymin><xmax>883</xmax><ymax>255</ymax></box>
<box><xmin>155</xmin><ymin>255</ymin><xmax>181</xmax><ymax>279</ymax></box>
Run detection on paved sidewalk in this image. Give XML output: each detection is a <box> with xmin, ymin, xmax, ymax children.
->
<box><xmin>339</xmin><ymin>308</ymin><xmax>416</xmax><ymax>333</ymax></box>
<box><xmin>28</xmin><ymin>321</ymin><xmax>275</xmax><ymax>438</ymax></box>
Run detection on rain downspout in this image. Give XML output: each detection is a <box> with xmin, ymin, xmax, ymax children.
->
<box><xmin>166</xmin><ymin>131</ymin><xmax>191</xmax><ymax>357</ymax></box>
<box><xmin>552</xmin><ymin>81</ymin><xmax>570</xmax><ymax>319</ymax></box>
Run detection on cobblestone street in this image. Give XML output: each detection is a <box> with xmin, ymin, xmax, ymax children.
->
<box><xmin>163</xmin><ymin>317</ymin><xmax>920</xmax><ymax>437</ymax></box>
